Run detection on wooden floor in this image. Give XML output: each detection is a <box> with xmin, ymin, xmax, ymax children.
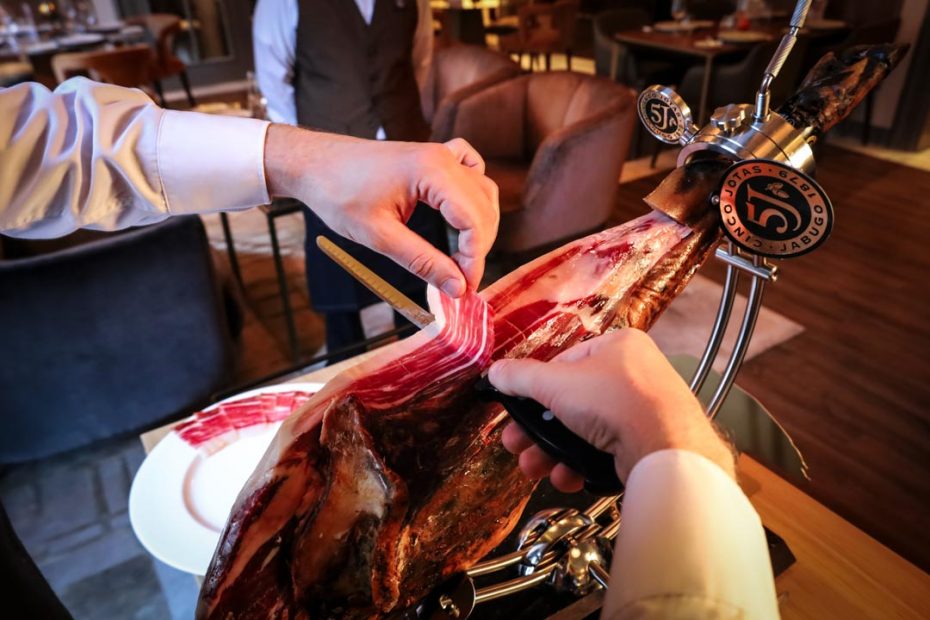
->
<box><xmin>614</xmin><ymin>145</ymin><xmax>930</xmax><ymax>572</ymax></box>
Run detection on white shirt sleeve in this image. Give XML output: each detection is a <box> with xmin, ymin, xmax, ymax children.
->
<box><xmin>412</xmin><ymin>0</ymin><xmax>434</xmax><ymax>90</ymax></box>
<box><xmin>603</xmin><ymin>450</ymin><xmax>780</xmax><ymax>620</ymax></box>
<box><xmin>253</xmin><ymin>0</ymin><xmax>299</xmax><ymax>125</ymax></box>
<box><xmin>0</xmin><ymin>78</ymin><xmax>270</xmax><ymax>239</ymax></box>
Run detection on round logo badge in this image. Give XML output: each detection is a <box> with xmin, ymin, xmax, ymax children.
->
<box><xmin>717</xmin><ymin>159</ymin><xmax>834</xmax><ymax>259</ymax></box>
<box><xmin>637</xmin><ymin>86</ymin><xmax>693</xmax><ymax>145</ymax></box>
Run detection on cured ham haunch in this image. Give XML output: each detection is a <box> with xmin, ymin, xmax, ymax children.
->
<box><xmin>197</xmin><ymin>210</ymin><xmax>720</xmax><ymax>619</ymax></box>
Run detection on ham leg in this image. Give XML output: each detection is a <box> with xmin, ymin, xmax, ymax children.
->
<box><xmin>197</xmin><ymin>210</ymin><xmax>719</xmax><ymax>619</ymax></box>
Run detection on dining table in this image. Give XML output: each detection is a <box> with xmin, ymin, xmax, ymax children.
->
<box><xmin>614</xmin><ymin>19</ymin><xmax>850</xmax><ymax>125</ymax></box>
<box><xmin>0</xmin><ymin>21</ymin><xmax>147</xmax><ymax>87</ymax></box>
<box><xmin>138</xmin><ymin>347</ymin><xmax>930</xmax><ymax>619</ymax></box>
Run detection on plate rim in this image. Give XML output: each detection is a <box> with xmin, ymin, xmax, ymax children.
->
<box><xmin>128</xmin><ymin>382</ymin><xmax>324</xmax><ymax>575</ymax></box>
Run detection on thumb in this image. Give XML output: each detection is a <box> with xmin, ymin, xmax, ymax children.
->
<box><xmin>490</xmin><ymin>357</ymin><xmax>618</xmax><ymax>455</ymax></box>
<box><xmin>374</xmin><ymin>219</ymin><xmax>467</xmax><ymax>297</ymax></box>
<box><xmin>443</xmin><ymin>138</ymin><xmax>486</xmax><ymax>173</ymax></box>
<box><xmin>488</xmin><ymin>358</ymin><xmax>560</xmax><ymax>409</ymax></box>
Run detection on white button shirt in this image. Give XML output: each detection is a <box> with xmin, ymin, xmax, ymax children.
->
<box><xmin>0</xmin><ymin>78</ymin><xmax>269</xmax><ymax>239</ymax></box>
<box><xmin>252</xmin><ymin>0</ymin><xmax>434</xmax><ymax>132</ymax></box>
<box><xmin>0</xmin><ymin>79</ymin><xmax>779</xmax><ymax>619</ymax></box>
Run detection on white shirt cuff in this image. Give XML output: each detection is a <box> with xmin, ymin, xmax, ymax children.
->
<box><xmin>157</xmin><ymin>111</ymin><xmax>271</xmax><ymax>215</ymax></box>
<box><xmin>607</xmin><ymin>449</ymin><xmax>780</xmax><ymax>620</ymax></box>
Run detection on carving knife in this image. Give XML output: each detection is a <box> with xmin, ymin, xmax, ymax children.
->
<box><xmin>315</xmin><ymin>236</ymin><xmax>436</xmax><ymax>329</ymax></box>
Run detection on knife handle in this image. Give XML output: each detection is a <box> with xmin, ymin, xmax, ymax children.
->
<box><xmin>474</xmin><ymin>377</ymin><xmax>623</xmax><ymax>496</ymax></box>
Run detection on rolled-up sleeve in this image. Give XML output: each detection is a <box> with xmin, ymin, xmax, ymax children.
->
<box><xmin>0</xmin><ymin>78</ymin><xmax>270</xmax><ymax>239</ymax></box>
<box><xmin>604</xmin><ymin>450</ymin><xmax>780</xmax><ymax>620</ymax></box>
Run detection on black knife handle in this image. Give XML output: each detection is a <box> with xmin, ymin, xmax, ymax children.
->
<box><xmin>474</xmin><ymin>377</ymin><xmax>623</xmax><ymax>496</ymax></box>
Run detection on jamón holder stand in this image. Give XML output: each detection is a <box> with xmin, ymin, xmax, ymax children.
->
<box><xmin>398</xmin><ymin>2</ymin><xmax>823</xmax><ymax>618</ymax></box>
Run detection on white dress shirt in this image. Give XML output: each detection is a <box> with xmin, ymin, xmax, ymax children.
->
<box><xmin>0</xmin><ymin>78</ymin><xmax>778</xmax><ymax>618</ymax></box>
<box><xmin>606</xmin><ymin>450</ymin><xmax>780</xmax><ymax>619</ymax></box>
<box><xmin>0</xmin><ymin>78</ymin><xmax>270</xmax><ymax>239</ymax></box>
<box><xmin>252</xmin><ymin>0</ymin><xmax>434</xmax><ymax>131</ymax></box>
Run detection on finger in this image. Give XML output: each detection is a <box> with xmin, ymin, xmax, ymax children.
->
<box><xmin>550</xmin><ymin>463</ymin><xmax>585</xmax><ymax>493</ymax></box>
<box><xmin>519</xmin><ymin>444</ymin><xmax>558</xmax><ymax>480</ymax></box>
<box><xmin>373</xmin><ymin>218</ymin><xmax>466</xmax><ymax>297</ymax></box>
<box><xmin>443</xmin><ymin>138</ymin><xmax>486</xmax><ymax>173</ymax></box>
<box><xmin>502</xmin><ymin>421</ymin><xmax>535</xmax><ymax>454</ymax></box>
<box><xmin>488</xmin><ymin>358</ymin><xmax>557</xmax><ymax>408</ymax></box>
<box><xmin>437</xmin><ymin>183</ymin><xmax>498</xmax><ymax>289</ymax></box>
<box><xmin>453</xmin><ymin>251</ymin><xmax>485</xmax><ymax>294</ymax></box>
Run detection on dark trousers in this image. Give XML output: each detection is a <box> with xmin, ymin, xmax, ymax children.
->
<box><xmin>323</xmin><ymin>286</ymin><xmax>429</xmax><ymax>363</ymax></box>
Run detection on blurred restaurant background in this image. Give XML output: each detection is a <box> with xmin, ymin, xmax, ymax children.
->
<box><xmin>1</xmin><ymin>0</ymin><xmax>929</xmax><ymax>618</ymax></box>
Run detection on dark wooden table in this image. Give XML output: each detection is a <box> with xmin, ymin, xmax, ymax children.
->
<box><xmin>614</xmin><ymin>26</ymin><xmax>764</xmax><ymax>124</ymax></box>
<box><xmin>0</xmin><ymin>24</ymin><xmax>146</xmax><ymax>87</ymax></box>
<box><xmin>614</xmin><ymin>21</ymin><xmax>849</xmax><ymax>124</ymax></box>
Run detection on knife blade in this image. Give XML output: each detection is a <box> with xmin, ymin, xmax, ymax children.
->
<box><xmin>315</xmin><ymin>236</ymin><xmax>436</xmax><ymax>329</ymax></box>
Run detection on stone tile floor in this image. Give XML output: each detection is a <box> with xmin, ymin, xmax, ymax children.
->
<box><xmin>0</xmin><ymin>435</ymin><xmax>199</xmax><ymax>619</ymax></box>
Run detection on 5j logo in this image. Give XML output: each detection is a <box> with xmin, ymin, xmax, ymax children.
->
<box><xmin>718</xmin><ymin>160</ymin><xmax>834</xmax><ymax>258</ymax></box>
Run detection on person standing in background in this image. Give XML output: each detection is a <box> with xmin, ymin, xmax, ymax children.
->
<box><xmin>253</xmin><ymin>0</ymin><xmax>447</xmax><ymax>362</ymax></box>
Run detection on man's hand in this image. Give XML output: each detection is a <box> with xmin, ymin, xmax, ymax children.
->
<box><xmin>263</xmin><ymin>124</ymin><xmax>499</xmax><ymax>296</ymax></box>
<box><xmin>488</xmin><ymin>330</ymin><xmax>736</xmax><ymax>492</ymax></box>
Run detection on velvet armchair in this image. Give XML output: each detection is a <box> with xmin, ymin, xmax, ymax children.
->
<box><xmin>433</xmin><ymin>71</ymin><xmax>637</xmax><ymax>256</ymax></box>
<box><xmin>421</xmin><ymin>44</ymin><xmax>523</xmax><ymax>143</ymax></box>
<box><xmin>0</xmin><ymin>216</ymin><xmax>239</xmax><ymax>463</ymax></box>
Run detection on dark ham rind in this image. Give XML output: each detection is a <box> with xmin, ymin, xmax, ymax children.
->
<box><xmin>291</xmin><ymin>397</ymin><xmax>408</xmax><ymax>619</ymax></box>
<box><xmin>779</xmin><ymin>44</ymin><xmax>907</xmax><ymax>137</ymax></box>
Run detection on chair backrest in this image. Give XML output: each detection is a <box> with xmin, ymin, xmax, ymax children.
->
<box><xmin>422</xmin><ymin>45</ymin><xmax>521</xmax><ymax>122</ymax></box>
<box><xmin>826</xmin><ymin>0</ymin><xmax>904</xmax><ymax>28</ymax></box>
<box><xmin>0</xmin><ymin>217</ymin><xmax>235</xmax><ymax>463</ymax></box>
<box><xmin>518</xmin><ymin>0</ymin><xmax>581</xmax><ymax>48</ymax></box>
<box><xmin>126</xmin><ymin>13</ymin><xmax>185</xmax><ymax>71</ymax></box>
<box><xmin>525</xmin><ymin>71</ymin><xmax>630</xmax><ymax>150</ymax></box>
<box><xmin>52</xmin><ymin>44</ymin><xmax>154</xmax><ymax>86</ymax></box>
<box><xmin>593</xmin><ymin>8</ymin><xmax>652</xmax><ymax>77</ymax></box>
<box><xmin>846</xmin><ymin>18</ymin><xmax>902</xmax><ymax>46</ymax></box>
<box><xmin>126</xmin><ymin>12</ymin><xmax>182</xmax><ymax>44</ymax></box>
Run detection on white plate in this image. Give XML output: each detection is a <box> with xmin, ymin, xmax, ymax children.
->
<box><xmin>718</xmin><ymin>29</ymin><xmax>771</xmax><ymax>43</ymax></box>
<box><xmin>57</xmin><ymin>33</ymin><xmax>105</xmax><ymax>47</ymax></box>
<box><xmin>654</xmin><ymin>19</ymin><xmax>715</xmax><ymax>33</ymax></box>
<box><xmin>25</xmin><ymin>41</ymin><xmax>58</xmax><ymax>54</ymax></box>
<box><xmin>129</xmin><ymin>383</ymin><xmax>323</xmax><ymax>575</ymax></box>
<box><xmin>87</xmin><ymin>21</ymin><xmax>125</xmax><ymax>33</ymax></box>
<box><xmin>694</xmin><ymin>38</ymin><xmax>724</xmax><ymax>49</ymax></box>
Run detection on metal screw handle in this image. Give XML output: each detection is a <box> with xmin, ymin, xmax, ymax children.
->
<box><xmin>754</xmin><ymin>0</ymin><xmax>813</xmax><ymax>121</ymax></box>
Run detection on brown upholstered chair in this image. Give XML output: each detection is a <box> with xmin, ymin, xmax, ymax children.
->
<box><xmin>434</xmin><ymin>71</ymin><xmax>637</xmax><ymax>256</ymax></box>
<box><xmin>421</xmin><ymin>44</ymin><xmax>523</xmax><ymax>142</ymax></box>
<box><xmin>51</xmin><ymin>45</ymin><xmax>156</xmax><ymax>90</ymax></box>
<box><xmin>126</xmin><ymin>13</ymin><xmax>196</xmax><ymax>107</ymax></box>
<box><xmin>499</xmin><ymin>0</ymin><xmax>580</xmax><ymax>70</ymax></box>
